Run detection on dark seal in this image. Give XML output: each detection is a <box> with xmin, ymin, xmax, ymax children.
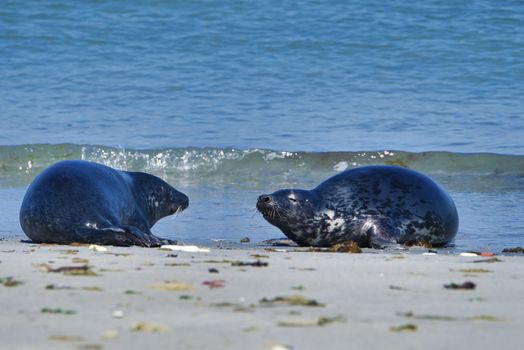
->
<box><xmin>20</xmin><ymin>160</ymin><xmax>189</xmax><ymax>247</ymax></box>
<box><xmin>257</xmin><ymin>166</ymin><xmax>458</xmax><ymax>248</ymax></box>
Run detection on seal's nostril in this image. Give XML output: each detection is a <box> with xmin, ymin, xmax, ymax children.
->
<box><xmin>258</xmin><ymin>195</ymin><xmax>271</xmax><ymax>204</ymax></box>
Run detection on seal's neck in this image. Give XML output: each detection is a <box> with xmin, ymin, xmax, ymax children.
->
<box><xmin>126</xmin><ymin>172</ymin><xmax>168</xmax><ymax>226</ymax></box>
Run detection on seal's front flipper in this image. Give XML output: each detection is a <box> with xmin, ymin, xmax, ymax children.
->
<box><xmin>362</xmin><ymin>218</ymin><xmax>398</xmax><ymax>249</ymax></box>
<box><xmin>68</xmin><ymin>227</ymin><xmax>148</xmax><ymax>247</ymax></box>
<box><xmin>368</xmin><ymin>235</ymin><xmax>398</xmax><ymax>249</ymax></box>
<box><xmin>119</xmin><ymin>225</ymin><xmax>177</xmax><ymax>247</ymax></box>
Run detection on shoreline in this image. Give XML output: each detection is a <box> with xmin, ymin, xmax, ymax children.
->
<box><xmin>1</xmin><ymin>238</ymin><xmax>523</xmax><ymax>349</ymax></box>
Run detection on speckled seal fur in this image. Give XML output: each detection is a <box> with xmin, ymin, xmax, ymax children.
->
<box><xmin>257</xmin><ymin>165</ymin><xmax>458</xmax><ymax>248</ymax></box>
<box><xmin>20</xmin><ymin>160</ymin><xmax>188</xmax><ymax>247</ymax></box>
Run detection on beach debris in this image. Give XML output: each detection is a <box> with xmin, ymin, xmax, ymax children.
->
<box><xmin>112</xmin><ymin>310</ymin><xmax>124</xmax><ymax>318</ymax></box>
<box><xmin>460</xmin><ymin>252</ymin><xmax>479</xmax><ymax>257</ymax></box>
<box><xmin>289</xmin><ymin>267</ymin><xmax>316</xmax><ymax>271</ymax></box>
<box><xmin>390</xmin><ymin>324</ymin><xmax>417</xmax><ymax>332</ymax></box>
<box><xmin>149</xmin><ymin>281</ymin><xmax>194</xmax><ymax>292</ymax></box>
<box><xmin>41</xmin><ymin>307</ymin><xmax>77</xmax><ymax>315</ymax></box>
<box><xmin>260</xmin><ymin>295</ymin><xmax>325</xmax><ymax>307</ymax></box>
<box><xmin>35</xmin><ymin>263</ymin><xmax>98</xmax><ymax>276</ymax></box>
<box><xmin>389</xmin><ymin>285</ymin><xmax>408</xmax><ymax>291</ymax></box>
<box><xmin>468</xmin><ymin>297</ymin><xmax>486</xmax><ymax>302</ymax></box>
<box><xmin>45</xmin><ymin>284</ymin><xmax>101</xmax><ymax>292</ymax></box>
<box><xmin>125</xmin><ymin>290</ymin><xmax>141</xmax><ymax>295</ymax></box>
<box><xmin>330</xmin><ymin>241</ymin><xmax>362</xmax><ymax>253</ymax></box>
<box><xmin>160</xmin><ymin>245</ymin><xmax>210</xmax><ymax>253</ymax></box>
<box><xmin>165</xmin><ymin>262</ymin><xmax>191</xmax><ymax>267</ymax></box>
<box><xmin>390</xmin><ymin>255</ymin><xmax>406</xmax><ymax>259</ymax></box>
<box><xmin>250</xmin><ymin>254</ymin><xmax>269</xmax><ymax>259</ymax></box>
<box><xmin>88</xmin><ymin>245</ymin><xmax>108</xmax><ymax>252</ymax></box>
<box><xmin>472</xmin><ymin>257</ymin><xmax>502</xmax><ymax>263</ymax></box>
<box><xmin>0</xmin><ymin>276</ymin><xmax>23</xmax><ymax>287</ymax></box>
<box><xmin>480</xmin><ymin>252</ymin><xmax>494</xmax><ymax>257</ymax></box>
<box><xmin>208</xmin><ymin>268</ymin><xmax>219</xmax><ymax>273</ymax></box>
<box><xmin>106</xmin><ymin>252</ymin><xmax>132</xmax><ymax>257</ymax></box>
<box><xmin>99</xmin><ymin>268</ymin><xmax>126</xmax><ymax>272</ymax></box>
<box><xmin>444</xmin><ymin>281</ymin><xmax>476</xmax><ymax>290</ymax></box>
<box><xmin>51</xmin><ymin>249</ymin><xmax>79</xmax><ymax>255</ymax></box>
<box><xmin>232</xmin><ymin>260</ymin><xmax>268</xmax><ymax>267</ymax></box>
<box><xmin>398</xmin><ymin>311</ymin><xmax>501</xmax><ymax>322</ymax></box>
<box><xmin>72</xmin><ymin>258</ymin><xmax>90</xmax><ymax>264</ymax></box>
<box><xmin>202</xmin><ymin>279</ymin><xmax>225</xmax><ymax>289</ymax></box>
<box><xmin>240</xmin><ymin>237</ymin><xmax>251</xmax><ymax>243</ymax></box>
<box><xmin>399</xmin><ymin>311</ymin><xmax>456</xmax><ymax>321</ymax></box>
<box><xmin>202</xmin><ymin>259</ymin><xmax>268</xmax><ymax>267</ymax></box>
<box><xmin>179</xmin><ymin>295</ymin><xmax>192</xmax><ymax>300</ymax></box>
<box><xmin>202</xmin><ymin>259</ymin><xmax>235</xmax><ymax>264</ymax></box>
<box><xmin>457</xmin><ymin>269</ymin><xmax>492</xmax><ymax>274</ymax></box>
<box><xmin>502</xmin><ymin>247</ymin><xmax>524</xmax><ymax>253</ymax></box>
<box><xmin>472</xmin><ymin>315</ymin><xmax>500</xmax><ymax>321</ymax></box>
<box><xmin>49</xmin><ymin>335</ymin><xmax>84</xmax><ymax>342</ymax></box>
<box><xmin>278</xmin><ymin>315</ymin><xmax>346</xmax><ymax>327</ymax></box>
<box><xmin>100</xmin><ymin>330</ymin><xmax>119</xmax><ymax>340</ymax></box>
<box><xmin>422</xmin><ymin>252</ymin><xmax>437</xmax><ymax>256</ymax></box>
<box><xmin>291</xmin><ymin>285</ymin><xmax>305</xmax><ymax>291</ymax></box>
<box><xmin>166</xmin><ymin>253</ymin><xmax>178</xmax><ymax>258</ymax></box>
<box><xmin>211</xmin><ymin>302</ymin><xmax>252</xmax><ymax>312</ymax></box>
<box><xmin>46</xmin><ymin>284</ymin><xmax>74</xmax><ymax>290</ymax></box>
<box><xmin>131</xmin><ymin>322</ymin><xmax>169</xmax><ymax>333</ymax></box>
<box><xmin>242</xmin><ymin>326</ymin><xmax>258</xmax><ymax>332</ymax></box>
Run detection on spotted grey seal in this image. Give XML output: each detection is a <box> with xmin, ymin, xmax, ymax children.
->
<box><xmin>256</xmin><ymin>165</ymin><xmax>458</xmax><ymax>248</ymax></box>
<box><xmin>20</xmin><ymin>160</ymin><xmax>189</xmax><ymax>247</ymax></box>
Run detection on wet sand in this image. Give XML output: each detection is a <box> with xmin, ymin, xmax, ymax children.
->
<box><xmin>0</xmin><ymin>238</ymin><xmax>523</xmax><ymax>350</ymax></box>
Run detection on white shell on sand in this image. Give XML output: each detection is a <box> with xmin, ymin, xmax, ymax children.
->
<box><xmin>160</xmin><ymin>245</ymin><xmax>210</xmax><ymax>253</ymax></box>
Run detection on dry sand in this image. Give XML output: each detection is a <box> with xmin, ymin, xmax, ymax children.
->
<box><xmin>0</xmin><ymin>238</ymin><xmax>523</xmax><ymax>350</ymax></box>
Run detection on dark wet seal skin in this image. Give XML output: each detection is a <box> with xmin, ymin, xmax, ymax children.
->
<box><xmin>257</xmin><ymin>165</ymin><xmax>458</xmax><ymax>249</ymax></box>
<box><xmin>20</xmin><ymin>160</ymin><xmax>189</xmax><ymax>247</ymax></box>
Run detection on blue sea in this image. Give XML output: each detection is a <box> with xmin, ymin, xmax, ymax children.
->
<box><xmin>1</xmin><ymin>0</ymin><xmax>523</xmax><ymax>251</ymax></box>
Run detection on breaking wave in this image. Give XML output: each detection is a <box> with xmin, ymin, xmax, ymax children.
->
<box><xmin>1</xmin><ymin>144</ymin><xmax>523</xmax><ymax>191</ymax></box>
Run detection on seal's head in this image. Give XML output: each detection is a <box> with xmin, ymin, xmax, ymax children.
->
<box><xmin>130</xmin><ymin>172</ymin><xmax>189</xmax><ymax>225</ymax></box>
<box><xmin>256</xmin><ymin>189</ymin><xmax>321</xmax><ymax>246</ymax></box>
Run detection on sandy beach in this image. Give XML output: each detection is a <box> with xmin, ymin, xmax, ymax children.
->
<box><xmin>1</xmin><ymin>238</ymin><xmax>523</xmax><ymax>350</ymax></box>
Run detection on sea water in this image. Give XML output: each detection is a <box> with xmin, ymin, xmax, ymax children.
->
<box><xmin>1</xmin><ymin>1</ymin><xmax>523</xmax><ymax>251</ymax></box>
